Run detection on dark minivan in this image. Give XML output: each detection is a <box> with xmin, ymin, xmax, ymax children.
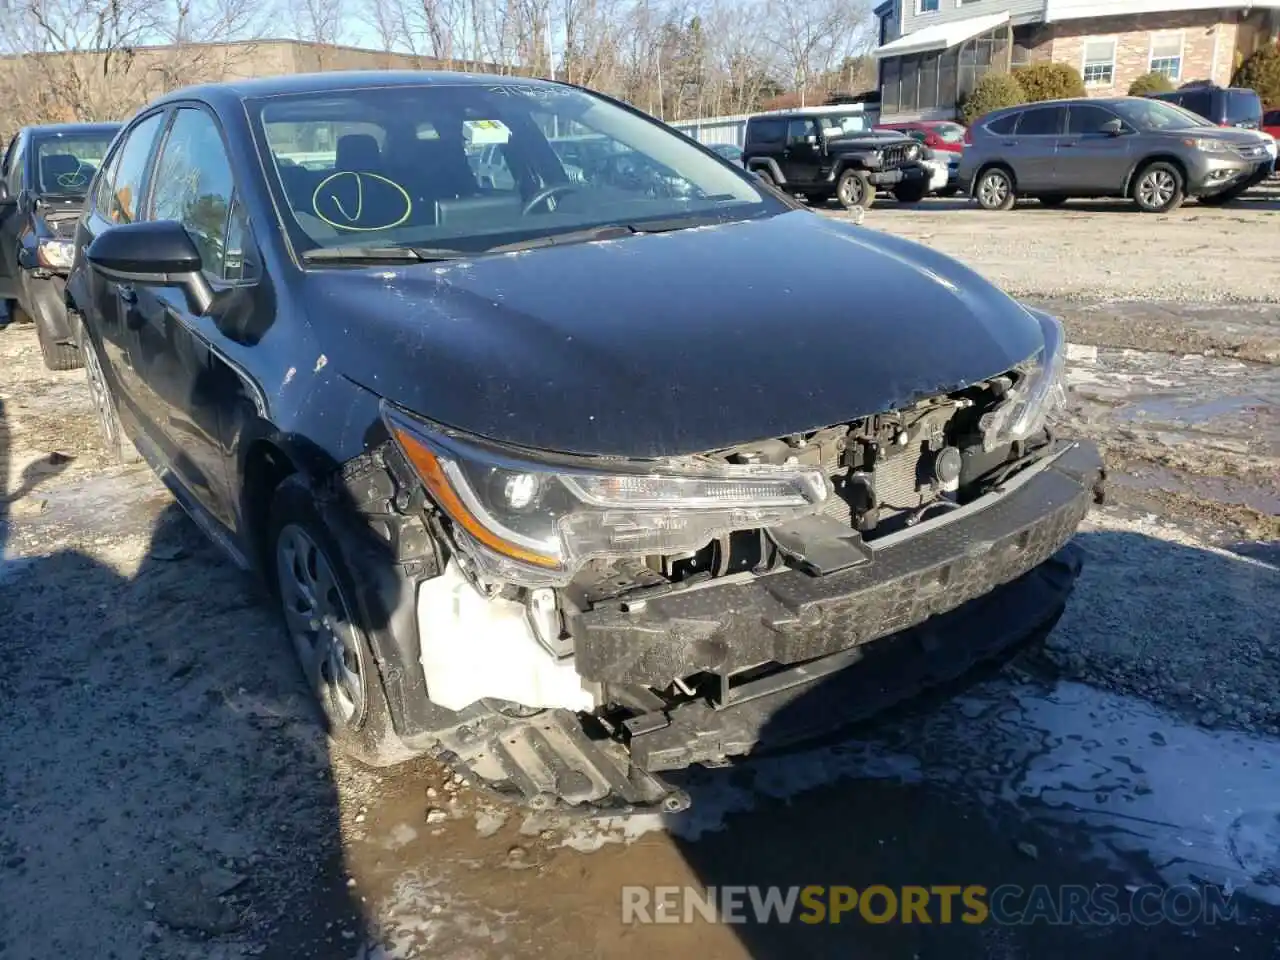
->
<box><xmin>68</xmin><ymin>72</ymin><xmax>1101</xmax><ymax>812</ymax></box>
<box><xmin>1147</xmin><ymin>85</ymin><xmax>1263</xmax><ymax>130</ymax></box>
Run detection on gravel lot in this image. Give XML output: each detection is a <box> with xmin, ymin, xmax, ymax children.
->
<box><xmin>1</xmin><ymin>197</ymin><xmax>1277</xmax><ymax>959</ymax></box>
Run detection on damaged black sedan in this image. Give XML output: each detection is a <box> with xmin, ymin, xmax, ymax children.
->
<box><xmin>68</xmin><ymin>72</ymin><xmax>1103</xmax><ymax>812</ymax></box>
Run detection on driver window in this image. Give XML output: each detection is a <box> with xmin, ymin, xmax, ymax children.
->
<box><xmin>786</xmin><ymin>119</ymin><xmax>818</xmax><ymax>144</ymax></box>
<box><xmin>151</xmin><ymin>108</ymin><xmax>237</xmax><ymax>277</ymax></box>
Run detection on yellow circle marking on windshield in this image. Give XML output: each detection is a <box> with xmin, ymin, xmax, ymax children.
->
<box><xmin>311</xmin><ymin>171</ymin><xmax>412</xmax><ymax>231</ymax></box>
<box><xmin>55</xmin><ymin>162</ymin><xmax>92</xmax><ymax>188</ymax></box>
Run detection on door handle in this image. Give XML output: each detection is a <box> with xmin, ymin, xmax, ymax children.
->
<box><xmin>1001</xmin><ymin>140</ymin><xmax>1017</xmax><ymax>147</ymax></box>
<box><xmin>1059</xmin><ymin>141</ymin><xmax>1078</xmax><ymax>148</ymax></box>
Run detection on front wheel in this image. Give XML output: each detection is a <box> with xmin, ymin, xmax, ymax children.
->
<box><xmin>975</xmin><ymin>167</ymin><xmax>1016</xmax><ymax>211</ymax></box>
<box><xmin>36</xmin><ymin>321</ymin><xmax>80</xmax><ymax>370</ymax></box>
<box><xmin>836</xmin><ymin>169</ymin><xmax>875</xmax><ymax>210</ymax></box>
<box><xmin>268</xmin><ymin>477</ymin><xmax>406</xmax><ymax>768</ymax></box>
<box><xmin>1132</xmin><ymin>162</ymin><xmax>1184</xmax><ymax>213</ymax></box>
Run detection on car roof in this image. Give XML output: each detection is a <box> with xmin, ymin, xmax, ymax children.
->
<box><xmin>150</xmin><ymin>70</ymin><xmax>568</xmax><ymax>110</ymax></box>
<box><xmin>24</xmin><ymin>122</ymin><xmax>121</xmax><ymax>137</ymax></box>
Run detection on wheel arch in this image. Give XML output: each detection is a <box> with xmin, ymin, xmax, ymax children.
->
<box><xmin>1123</xmin><ymin>154</ymin><xmax>1187</xmax><ymax>196</ymax></box>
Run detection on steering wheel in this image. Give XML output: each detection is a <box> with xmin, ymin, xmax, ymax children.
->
<box><xmin>522</xmin><ymin>183</ymin><xmax>578</xmax><ymax>215</ymax></box>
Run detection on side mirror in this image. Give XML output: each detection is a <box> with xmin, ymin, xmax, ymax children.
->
<box><xmin>86</xmin><ymin>220</ymin><xmax>214</xmax><ymax>315</ymax></box>
<box><xmin>805</xmin><ymin>134</ymin><xmax>818</xmax><ymax>145</ymax></box>
<box><xmin>1101</xmin><ymin>118</ymin><xmax>1124</xmax><ymax>136</ymax></box>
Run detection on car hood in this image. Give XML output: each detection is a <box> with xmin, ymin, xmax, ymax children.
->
<box><xmin>307</xmin><ymin>210</ymin><xmax>1044</xmax><ymax>458</ymax></box>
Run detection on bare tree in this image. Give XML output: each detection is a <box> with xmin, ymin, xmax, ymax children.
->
<box><xmin>765</xmin><ymin>0</ymin><xmax>870</xmax><ymax>106</ymax></box>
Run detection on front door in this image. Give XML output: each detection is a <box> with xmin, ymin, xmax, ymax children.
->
<box><xmin>125</xmin><ymin>105</ymin><xmax>245</xmax><ymax>528</ymax></box>
<box><xmin>1009</xmin><ymin>105</ymin><xmax>1066</xmax><ymax>192</ymax></box>
<box><xmin>1057</xmin><ymin>104</ymin><xmax>1134</xmax><ymax>194</ymax></box>
<box><xmin>86</xmin><ymin>110</ymin><xmax>168</xmax><ymax>431</ymax></box>
<box><xmin>782</xmin><ymin>118</ymin><xmax>822</xmax><ymax>187</ymax></box>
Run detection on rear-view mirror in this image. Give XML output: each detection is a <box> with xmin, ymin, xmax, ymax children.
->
<box><xmin>86</xmin><ymin>220</ymin><xmax>215</xmax><ymax>315</ymax></box>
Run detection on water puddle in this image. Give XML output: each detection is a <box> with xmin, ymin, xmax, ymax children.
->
<box><xmin>1067</xmin><ymin>346</ymin><xmax>1280</xmax><ymax>456</ymax></box>
<box><xmin>575</xmin><ymin>679</ymin><xmax>1280</xmax><ymax>908</ymax></box>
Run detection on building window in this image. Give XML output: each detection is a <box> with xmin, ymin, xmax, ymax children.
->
<box><xmin>917</xmin><ymin>0</ymin><xmax>938</xmax><ymax>12</ymax></box>
<box><xmin>1082</xmin><ymin>38</ymin><xmax>1116</xmax><ymax>86</ymax></box>
<box><xmin>1149</xmin><ymin>32</ymin><xmax>1183</xmax><ymax>80</ymax></box>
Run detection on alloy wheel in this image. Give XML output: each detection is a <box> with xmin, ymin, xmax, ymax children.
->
<box><xmin>978</xmin><ymin>172</ymin><xmax>1010</xmax><ymax>208</ymax></box>
<box><xmin>1138</xmin><ymin>170</ymin><xmax>1176</xmax><ymax>209</ymax></box>
<box><xmin>276</xmin><ymin>523</ymin><xmax>366</xmax><ymax>727</ymax></box>
<box><xmin>82</xmin><ymin>330</ymin><xmax>121</xmax><ymax>450</ymax></box>
<box><xmin>838</xmin><ymin>175</ymin><xmax>863</xmax><ymax>207</ymax></box>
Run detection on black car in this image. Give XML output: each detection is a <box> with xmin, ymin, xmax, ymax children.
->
<box><xmin>742</xmin><ymin>109</ymin><xmax>930</xmax><ymax>208</ymax></box>
<box><xmin>0</xmin><ymin>122</ymin><xmax>120</xmax><ymax>368</ymax></box>
<box><xmin>69</xmin><ymin>71</ymin><xmax>1102</xmax><ymax>811</ymax></box>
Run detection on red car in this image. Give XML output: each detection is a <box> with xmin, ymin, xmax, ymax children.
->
<box><xmin>1264</xmin><ymin>107</ymin><xmax>1280</xmax><ymax>141</ymax></box>
<box><xmin>874</xmin><ymin>120</ymin><xmax>967</xmax><ymax>154</ymax></box>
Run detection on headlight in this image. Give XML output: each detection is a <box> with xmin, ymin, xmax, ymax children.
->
<box><xmin>384</xmin><ymin>407</ymin><xmax>829</xmax><ymax>586</ymax></box>
<box><xmin>979</xmin><ymin>309</ymin><xmax>1067</xmax><ymax>450</ymax></box>
<box><xmin>36</xmin><ymin>239</ymin><xmax>74</xmax><ymax>269</ymax></box>
<box><xmin>1184</xmin><ymin>138</ymin><xmax>1229</xmax><ymax>153</ymax></box>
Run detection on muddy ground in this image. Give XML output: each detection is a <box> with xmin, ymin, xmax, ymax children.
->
<box><xmin>1</xmin><ymin>198</ymin><xmax>1278</xmax><ymax>959</ymax></box>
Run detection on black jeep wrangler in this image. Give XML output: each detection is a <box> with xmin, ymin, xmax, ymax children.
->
<box><xmin>0</xmin><ymin>122</ymin><xmax>121</xmax><ymax>369</ymax></box>
<box><xmin>742</xmin><ymin>109</ymin><xmax>930</xmax><ymax>209</ymax></box>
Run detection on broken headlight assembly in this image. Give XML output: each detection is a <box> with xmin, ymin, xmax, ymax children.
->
<box><xmin>383</xmin><ymin>406</ymin><xmax>830</xmax><ymax>587</ymax></box>
<box><xmin>979</xmin><ymin>308</ymin><xmax>1068</xmax><ymax>451</ymax></box>
<box><xmin>36</xmin><ymin>239</ymin><xmax>75</xmax><ymax>270</ymax></box>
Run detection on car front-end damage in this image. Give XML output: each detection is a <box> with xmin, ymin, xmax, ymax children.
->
<box><xmin>365</xmin><ymin>307</ymin><xmax>1103</xmax><ymax>812</ymax></box>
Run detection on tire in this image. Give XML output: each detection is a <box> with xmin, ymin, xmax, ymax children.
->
<box><xmin>975</xmin><ymin>166</ymin><xmax>1016</xmax><ymax>211</ymax></box>
<box><xmin>73</xmin><ymin>311</ymin><xmax>142</xmax><ymax>464</ymax></box>
<box><xmin>36</xmin><ymin>320</ymin><xmax>81</xmax><ymax>370</ymax></box>
<box><xmin>1037</xmin><ymin>194</ymin><xmax>1068</xmax><ymax>207</ymax></box>
<box><xmin>268</xmin><ymin>476</ymin><xmax>406</xmax><ymax>768</ymax></box>
<box><xmin>1131</xmin><ymin>161</ymin><xmax>1184</xmax><ymax>213</ymax></box>
<box><xmin>892</xmin><ymin>181</ymin><xmax>928</xmax><ymax>204</ymax></box>
<box><xmin>836</xmin><ymin>168</ymin><xmax>875</xmax><ymax>210</ymax></box>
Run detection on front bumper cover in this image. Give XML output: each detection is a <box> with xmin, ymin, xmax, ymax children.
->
<box><xmin>574</xmin><ymin>440</ymin><xmax>1103</xmax><ymax>688</ymax></box>
<box><xmin>426</xmin><ymin>440</ymin><xmax>1103</xmax><ymax>812</ymax></box>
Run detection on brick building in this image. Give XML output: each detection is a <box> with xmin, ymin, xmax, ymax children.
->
<box><xmin>873</xmin><ymin>0</ymin><xmax>1280</xmax><ymax>121</ymax></box>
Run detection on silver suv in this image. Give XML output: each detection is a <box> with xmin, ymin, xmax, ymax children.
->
<box><xmin>958</xmin><ymin>96</ymin><xmax>1274</xmax><ymax>213</ymax></box>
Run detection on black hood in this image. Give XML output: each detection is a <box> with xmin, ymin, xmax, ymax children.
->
<box><xmin>308</xmin><ymin>210</ymin><xmax>1044</xmax><ymax>458</ymax></box>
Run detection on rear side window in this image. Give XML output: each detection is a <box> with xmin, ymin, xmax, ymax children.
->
<box><xmin>985</xmin><ymin>113</ymin><xmax>1018</xmax><ymax>135</ymax></box>
<box><xmin>747</xmin><ymin>119</ymin><xmax>785</xmax><ymax>145</ymax></box>
<box><xmin>105</xmin><ymin>112</ymin><xmax>165</xmax><ymax>224</ymax></box>
<box><xmin>1227</xmin><ymin>89</ymin><xmax>1262</xmax><ymax>125</ymax></box>
<box><xmin>1015</xmin><ymin>107</ymin><xmax>1065</xmax><ymax>136</ymax></box>
<box><xmin>1265</xmin><ymin>109</ymin><xmax>1280</xmax><ymax>127</ymax></box>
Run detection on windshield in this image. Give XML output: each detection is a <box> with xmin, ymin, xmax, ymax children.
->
<box><xmin>34</xmin><ymin>132</ymin><xmax>115</xmax><ymax>196</ymax></box>
<box><xmin>817</xmin><ymin>113</ymin><xmax>871</xmax><ymax>139</ymax></box>
<box><xmin>929</xmin><ymin>122</ymin><xmax>966</xmax><ymax>144</ymax></box>
<box><xmin>1113</xmin><ymin>99</ymin><xmax>1215</xmax><ymax>131</ymax></box>
<box><xmin>252</xmin><ymin>82</ymin><xmax>775</xmax><ymax>256</ymax></box>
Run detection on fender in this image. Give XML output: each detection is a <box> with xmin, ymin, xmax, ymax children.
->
<box><xmin>746</xmin><ymin>155</ymin><xmax>786</xmax><ymax>184</ymax></box>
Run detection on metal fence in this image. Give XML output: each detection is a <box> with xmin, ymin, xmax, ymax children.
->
<box><xmin>668</xmin><ymin>103</ymin><xmax>882</xmax><ymax>148</ymax></box>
